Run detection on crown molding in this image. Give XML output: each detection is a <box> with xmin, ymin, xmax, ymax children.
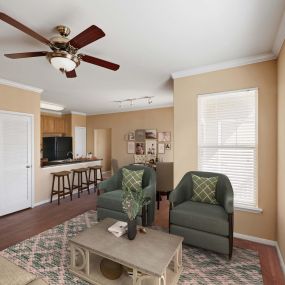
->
<box><xmin>0</xmin><ymin>78</ymin><xmax>43</xmax><ymax>93</ymax></box>
<box><xmin>171</xmin><ymin>53</ymin><xmax>277</xmax><ymax>79</ymax></box>
<box><xmin>273</xmin><ymin>10</ymin><xmax>285</xmax><ymax>56</ymax></box>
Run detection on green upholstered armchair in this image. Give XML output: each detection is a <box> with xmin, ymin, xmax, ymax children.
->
<box><xmin>97</xmin><ymin>165</ymin><xmax>156</xmax><ymax>226</ymax></box>
<box><xmin>169</xmin><ymin>171</ymin><xmax>234</xmax><ymax>258</ymax></box>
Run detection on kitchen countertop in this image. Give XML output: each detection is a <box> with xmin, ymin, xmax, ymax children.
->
<box><xmin>41</xmin><ymin>158</ymin><xmax>102</xmax><ymax>168</ymax></box>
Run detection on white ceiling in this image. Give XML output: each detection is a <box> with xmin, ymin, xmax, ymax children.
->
<box><xmin>0</xmin><ymin>0</ymin><xmax>284</xmax><ymax>114</ymax></box>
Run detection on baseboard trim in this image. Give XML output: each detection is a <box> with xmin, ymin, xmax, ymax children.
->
<box><xmin>33</xmin><ymin>187</ymin><xmax>96</xmax><ymax>207</ymax></box>
<box><xmin>234</xmin><ymin>232</ymin><xmax>285</xmax><ymax>275</ymax></box>
<box><xmin>234</xmin><ymin>232</ymin><xmax>276</xmax><ymax>246</ymax></box>
<box><xmin>276</xmin><ymin>244</ymin><xmax>285</xmax><ymax>275</ymax></box>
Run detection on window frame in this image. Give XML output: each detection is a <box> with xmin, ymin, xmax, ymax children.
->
<box><xmin>197</xmin><ymin>88</ymin><xmax>260</xmax><ymax>212</ymax></box>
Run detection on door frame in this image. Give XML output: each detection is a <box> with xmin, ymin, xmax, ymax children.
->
<box><xmin>0</xmin><ymin>110</ymin><xmax>35</xmax><ymax>209</ymax></box>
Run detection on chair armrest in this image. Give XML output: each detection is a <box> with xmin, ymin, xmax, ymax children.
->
<box><xmin>143</xmin><ymin>184</ymin><xmax>155</xmax><ymax>199</ymax></box>
<box><xmin>222</xmin><ymin>179</ymin><xmax>234</xmax><ymax>214</ymax></box>
<box><xmin>98</xmin><ymin>175</ymin><xmax>119</xmax><ymax>192</ymax></box>
<box><xmin>169</xmin><ymin>176</ymin><xmax>189</xmax><ymax>207</ymax></box>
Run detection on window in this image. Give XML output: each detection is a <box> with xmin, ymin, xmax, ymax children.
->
<box><xmin>198</xmin><ymin>89</ymin><xmax>257</xmax><ymax>209</ymax></box>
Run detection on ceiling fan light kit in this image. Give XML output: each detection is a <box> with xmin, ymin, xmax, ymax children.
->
<box><xmin>0</xmin><ymin>13</ymin><xmax>120</xmax><ymax>78</ymax></box>
<box><xmin>48</xmin><ymin>51</ymin><xmax>79</xmax><ymax>72</ymax></box>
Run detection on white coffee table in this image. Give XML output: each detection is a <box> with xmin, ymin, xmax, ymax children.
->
<box><xmin>69</xmin><ymin>218</ymin><xmax>183</xmax><ymax>285</ymax></box>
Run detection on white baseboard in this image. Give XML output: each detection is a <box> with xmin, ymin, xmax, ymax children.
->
<box><xmin>33</xmin><ymin>187</ymin><xmax>96</xmax><ymax>207</ymax></box>
<box><xmin>234</xmin><ymin>232</ymin><xmax>285</xmax><ymax>275</ymax></box>
<box><xmin>276</xmin><ymin>244</ymin><xmax>285</xmax><ymax>275</ymax></box>
<box><xmin>234</xmin><ymin>232</ymin><xmax>276</xmax><ymax>246</ymax></box>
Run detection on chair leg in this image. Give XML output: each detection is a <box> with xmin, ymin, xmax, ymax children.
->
<box><xmin>50</xmin><ymin>175</ymin><xmax>55</xmax><ymax>203</ymax></box>
<box><xmin>62</xmin><ymin>176</ymin><xmax>65</xmax><ymax>199</ymax></box>
<box><xmin>85</xmin><ymin>171</ymin><xmax>90</xmax><ymax>194</ymax></box>
<box><xmin>57</xmin><ymin>177</ymin><xmax>60</xmax><ymax>205</ymax></box>
<box><xmin>78</xmin><ymin>173</ymin><xmax>81</xmax><ymax>198</ymax></box>
<box><xmin>67</xmin><ymin>174</ymin><xmax>72</xmax><ymax>201</ymax></box>
<box><xmin>100</xmin><ymin>168</ymin><xmax>103</xmax><ymax>181</ymax></box>
<box><xmin>72</xmin><ymin>172</ymin><xmax>75</xmax><ymax>196</ymax></box>
<box><xmin>157</xmin><ymin>192</ymin><xmax>161</xmax><ymax>210</ymax></box>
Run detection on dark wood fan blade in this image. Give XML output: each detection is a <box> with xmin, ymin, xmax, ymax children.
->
<box><xmin>0</xmin><ymin>12</ymin><xmax>50</xmax><ymax>46</ymax></box>
<box><xmin>80</xmin><ymin>54</ymin><xmax>120</xmax><ymax>71</ymax></box>
<box><xmin>66</xmin><ymin>69</ymin><xmax>77</xmax><ymax>78</ymax></box>
<box><xmin>5</xmin><ymin>51</ymin><xmax>48</xmax><ymax>59</ymax></box>
<box><xmin>68</xmin><ymin>25</ymin><xmax>105</xmax><ymax>50</ymax></box>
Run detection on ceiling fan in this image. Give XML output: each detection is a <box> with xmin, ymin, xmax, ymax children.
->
<box><xmin>0</xmin><ymin>12</ymin><xmax>120</xmax><ymax>78</ymax></box>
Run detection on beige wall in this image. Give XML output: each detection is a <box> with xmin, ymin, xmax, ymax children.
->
<box><xmin>174</xmin><ymin>60</ymin><xmax>277</xmax><ymax>240</ymax></box>
<box><xmin>87</xmin><ymin>107</ymin><xmax>174</xmax><ymax>168</ymax></box>
<box><xmin>0</xmin><ymin>84</ymin><xmax>41</xmax><ymax>202</ymax></box>
<box><xmin>278</xmin><ymin>44</ymin><xmax>285</xmax><ymax>260</ymax></box>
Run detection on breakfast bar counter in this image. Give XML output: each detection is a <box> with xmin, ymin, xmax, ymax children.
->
<box><xmin>38</xmin><ymin>159</ymin><xmax>102</xmax><ymax>205</ymax></box>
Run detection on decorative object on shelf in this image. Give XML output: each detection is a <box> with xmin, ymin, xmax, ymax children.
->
<box><xmin>145</xmin><ymin>139</ymin><xmax>157</xmax><ymax>156</ymax></box>
<box><xmin>135</xmin><ymin>142</ymin><xmax>145</xmax><ymax>155</ymax></box>
<box><xmin>135</xmin><ymin>129</ymin><xmax>145</xmax><ymax>141</ymax></box>
<box><xmin>158</xmin><ymin>131</ymin><xmax>171</xmax><ymax>142</ymax></box>
<box><xmin>100</xmin><ymin>258</ymin><xmax>123</xmax><ymax>280</ymax></box>
<box><xmin>158</xmin><ymin>143</ymin><xmax>165</xmax><ymax>154</ymax></box>
<box><xmin>115</xmin><ymin>96</ymin><xmax>154</xmax><ymax>108</ymax></box>
<box><xmin>145</xmin><ymin>129</ymin><xmax>157</xmax><ymax>139</ymax></box>
<box><xmin>127</xmin><ymin>141</ymin><xmax>135</xmax><ymax>154</ymax></box>
<box><xmin>165</xmin><ymin>143</ymin><xmax>171</xmax><ymax>150</ymax></box>
<box><xmin>128</xmin><ymin>132</ymin><xmax>135</xmax><ymax>141</ymax></box>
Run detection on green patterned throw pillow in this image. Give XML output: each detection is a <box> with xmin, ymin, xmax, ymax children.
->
<box><xmin>191</xmin><ymin>174</ymin><xmax>219</xmax><ymax>204</ymax></box>
<box><xmin>122</xmin><ymin>168</ymin><xmax>144</xmax><ymax>192</ymax></box>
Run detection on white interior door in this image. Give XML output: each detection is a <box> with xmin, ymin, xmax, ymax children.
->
<box><xmin>0</xmin><ymin>111</ymin><xmax>33</xmax><ymax>216</ymax></box>
<box><xmin>75</xmin><ymin>127</ymin><xmax>86</xmax><ymax>158</ymax></box>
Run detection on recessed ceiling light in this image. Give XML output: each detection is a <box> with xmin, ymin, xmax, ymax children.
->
<box><xmin>40</xmin><ymin>101</ymin><xmax>64</xmax><ymax>111</ymax></box>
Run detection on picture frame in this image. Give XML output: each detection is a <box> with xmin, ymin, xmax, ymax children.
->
<box><xmin>135</xmin><ymin>129</ymin><xmax>146</xmax><ymax>141</ymax></box>
<box><xmin>165</xmin><ymin>143</ymin><xmax>171</xmax><ymax>150</ymax></box>
<box><xmin>135</xmin><ymin>142</ymin><xmax>145</xmax><ymax>155</ymax></box>
<box><xmin>145</xmin><ymin>129</ymin><xmax>157</xmax><ymax>139</ymax></box>
<box><xmin>158</xmin><ymin>143</ymin><xmax>165</xmax><ymax>154</ymax></box>
<box><xmin>158</xmin><ymin>131</ymin><xmax>171</xmax><ymax>142</ymax></box>
<box><xmin>127</xmin><ymin>141</ymin><xmax>135</xmax><ymax>154</ymax></box>
<box><xmin>145</xmin><ymin>139</ymin><xmax>157</xmax><ymax>156</ymax></box>
<box><xmin>128</xmin><ymin>132</ymin><xmax>135</xmax><ymax>141</ymax></box>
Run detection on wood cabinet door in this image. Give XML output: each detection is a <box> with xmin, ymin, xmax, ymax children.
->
<box><xmin>42</xmin><ymin>116</ymin><xmax>55</xmax><ymax>133</ymax></box>
<box><xmin>55</xmin><ymin>117</ymin><xmax>65</xmax><ymax>134</ymax></box>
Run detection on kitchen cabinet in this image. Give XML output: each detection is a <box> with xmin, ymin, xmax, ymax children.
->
<box><xmin>41</xmin><ymin>115</ymin><xmax>66</xmax><ymax>134</ymax></box>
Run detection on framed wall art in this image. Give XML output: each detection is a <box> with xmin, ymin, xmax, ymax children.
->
<box><xmin>158</xmin><ymin>131</ymin><xmax>171</xmax><ymax>142</ymax></box>
<box><xmin>158</xmin><ymin>143</ymin><xmax>165</xmax><ymax>154</ymax></box>
<box><xmin>145</xmin><ymin>129</ymin><xmax>157</xmax><ymax>139</ymax></box>
<box><xmin>135</xmin><ymin>129</ymin><xmax>145</xmax><ymax>141</ymax></box>
<box><xmin>127</xmin><ymin>141</ymin><xmax>135</xmax><ymax>154</ymax></box>
<box><xmin>135</xmin><ymin>142</ymin><xmax>145</xmax><ymax>155</ymax></box>
<box><xmin>165</xmin><ymin>143</ymin><xmax>171</xmax><ymax>150</ymax></box>
<box><xmin>145</xmin><ymin>139</ymin><xmax>157</xmax><ymax>156</ymax></box>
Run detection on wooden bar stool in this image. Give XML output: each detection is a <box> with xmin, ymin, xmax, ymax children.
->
<box><xmin>71</xmin><ymin>168</ymin><xmax>90</xmax><ymax>198</ymax></box>
<box><xmin>88</xmin><ymin>165</ymin><xmax>104</xmax><ymax>190</ymax></box>
<box><xmin>50</xmin><ymin>171</ymin><xmax>72</xmax><ymax>205</ymax></box>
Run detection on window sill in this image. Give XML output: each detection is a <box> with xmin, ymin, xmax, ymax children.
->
<box><xmin>234</xmin><ymin>206</ymin><xmax>263</xmax><ymax>214</ymax></box>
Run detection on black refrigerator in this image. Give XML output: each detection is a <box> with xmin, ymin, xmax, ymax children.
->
<box><xmin>43</xmin><ymin>137</ymin><xmax>72</xmax><ymax>161</ymax></box>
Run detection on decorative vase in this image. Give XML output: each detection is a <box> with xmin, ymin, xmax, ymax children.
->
<box><xmin>127</xmin><ymin>218</ymin><xmax>137</xmax><ymax>240</ymax></box>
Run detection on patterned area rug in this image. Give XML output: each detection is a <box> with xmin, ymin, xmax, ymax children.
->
<box><xmin>0</xmin><ymin>211</ymin><xmax>263</xmax><ymax>285</ymax></box>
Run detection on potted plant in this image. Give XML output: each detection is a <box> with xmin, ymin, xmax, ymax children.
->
<box><xmin>122</xmin><ymin>187</ymin><xmax>150</xmax><ymax>240</ymax></box>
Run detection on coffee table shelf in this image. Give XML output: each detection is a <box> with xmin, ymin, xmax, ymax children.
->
<box><xmin>69</xmin><ymin>218</ymin><xmax>183</xmax><ymax>285</ymax></box>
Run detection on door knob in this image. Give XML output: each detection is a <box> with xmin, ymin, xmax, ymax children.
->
<box><xmin>26</xmin><ymin>165</ymin><xmax>31</xmax><ymax>168</ymax></box>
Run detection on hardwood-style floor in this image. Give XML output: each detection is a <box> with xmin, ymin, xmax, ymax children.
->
<box><xmin>0</xmin><ymin>192</ymin><xmax>284</xmax><ymax>285</ymax></box>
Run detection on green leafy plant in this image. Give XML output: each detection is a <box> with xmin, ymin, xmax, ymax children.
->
<box><xmin>122</xmin><ymin>187</ymin><xmax>150</xmax><ymax>221</ymax></box>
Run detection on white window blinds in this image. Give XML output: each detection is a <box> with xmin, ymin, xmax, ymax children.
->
<box><xmin>198</xmin><ymin>89</ymin><xmax>257</xmax><ymax>208</ymax></box>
